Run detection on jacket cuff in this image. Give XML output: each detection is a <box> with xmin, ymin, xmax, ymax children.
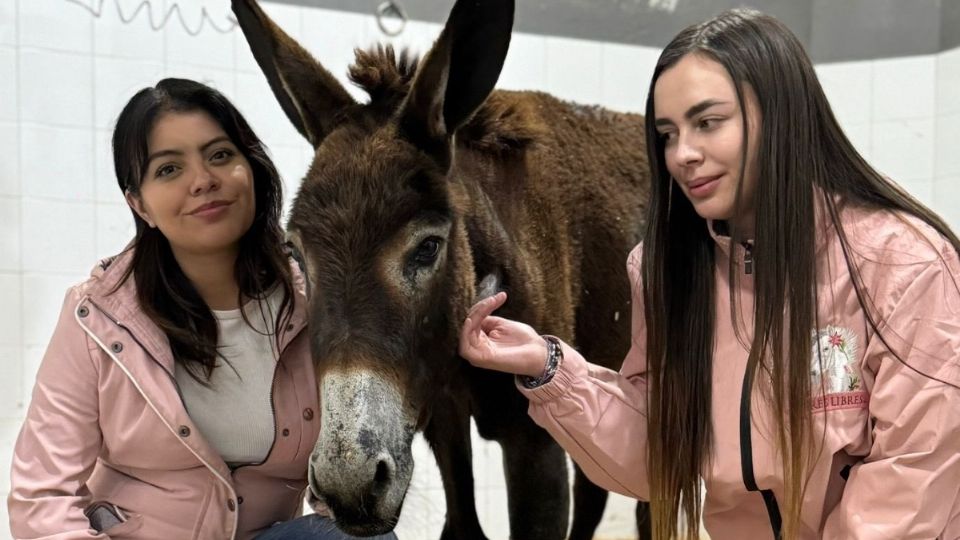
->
<box><xmin>516</xmin><ymin>340</ymin><xmax>586</xmax><ymax>404</ymax></box>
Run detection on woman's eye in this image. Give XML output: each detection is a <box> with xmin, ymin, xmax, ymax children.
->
<box><xmin>412</xmin><ymin>237</ymin><xmax>442</xmax><ymax>266</ymax></box>
<box><xmin>698</xmin><ymin>117</ymin><xmax>719</xmax><ymax>130</ymax></box>
<box><xmin>210</xmin><ymin>149</ymin><xmax>234</xmax><ymax>162</ymax></box>
<box><xmin>156</xmin><ymin>164</ymin><xmax>178</xmax><ymax>178</ymax></box>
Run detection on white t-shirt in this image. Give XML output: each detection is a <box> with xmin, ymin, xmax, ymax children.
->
<box><xmin>174</xmin><ymin>286</ymin><xmax>284</xmax><ymax>467</ymax></box>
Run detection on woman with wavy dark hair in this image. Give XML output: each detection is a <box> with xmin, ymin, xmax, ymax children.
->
<box><xmin>9</xmin><ymin>78</ymin><xmax>396</xmax><ymax>540</ymax></box>
<box><xmin>460</xmin><ymin>9</ymin><xmax>960</xmax><ymax>539</ymax></box>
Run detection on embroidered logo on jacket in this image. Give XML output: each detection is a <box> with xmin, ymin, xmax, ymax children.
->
<box><xmin>810</xmin><ymin>326</ymin><xmax>868</xmax><ymax>411</ymax></box>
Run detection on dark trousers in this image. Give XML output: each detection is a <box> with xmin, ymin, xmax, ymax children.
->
<box><xmin>255</xmin><ymin>514</ymin><xmax>399</xmax><ymax>540</ymax></box>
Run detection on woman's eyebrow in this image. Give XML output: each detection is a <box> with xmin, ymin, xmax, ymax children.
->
<box><xmin>655</xmin><ymin>99</ymin><xmax>728</xmax><ymax>128</ymax></box>
<box><xmin>684</xmin><ymin>99</ymin><xmax>727</xmax><ymax>120</ymax></box>
<box><xmin>199</xmin><ymin>136</ymin><xmax>232</xmax><ymax>152</ymax></box>
<box><xmin>146</xmin><ymin>136</ymin><xmax>232</xmax><ymax>164</ymax></box>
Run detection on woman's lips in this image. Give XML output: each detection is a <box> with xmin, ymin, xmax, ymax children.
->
<box><xmin>687</xmin><ymin>175</ymin><xmax>722</xmax><ymax>197</ymax></box>
<box><xmin>188</xmin><ymin>200</ymin><xmax>233</xmax><ymax>219</ymax></box>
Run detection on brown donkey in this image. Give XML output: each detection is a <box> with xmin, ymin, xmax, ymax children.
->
<box><xmin>233</xmin><ymin>0</ymin><xmax>651</xmax><ymax>538</ymax></box>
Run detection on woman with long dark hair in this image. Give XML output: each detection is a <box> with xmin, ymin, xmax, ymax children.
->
<box><xmin>8</xmin><ymin>78</ymin><xmax>396</xmax><ymax>540</ymax></box>
<box><xmin>460</xmin><ymin>9</ymin><xmax>960</xmax><ymax>539</ymax></box>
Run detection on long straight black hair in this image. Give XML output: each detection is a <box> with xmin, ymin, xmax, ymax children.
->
<box><xmin>641</xmin><ymin>9</ymin><xmax>960</xmax><ymax>539</ymax></box>
<box><xmin>112</xmin><ymin>78</ymin><xmax>295</xmax><ymax>382</ymax></box>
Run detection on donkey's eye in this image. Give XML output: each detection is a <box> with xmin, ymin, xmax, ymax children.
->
<box><xmin>412</xmin><ymin>237</ymin><xmax>443</xmax><ymax>266</ymax></box>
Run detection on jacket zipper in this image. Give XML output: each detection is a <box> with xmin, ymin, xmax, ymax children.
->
<box><xmin>742</xmin><ymin>242</ymin><xmax>754</xmax><ymax>275</ymax></box>
<box><xmin>233</xmin><ymin>340</ymin><xmax>282</xmax><ymax>472</ymax></box>
<box><xmin>734</xmin><ymin>239</ymin><xmax>777</xmax><ymax>534</ymax></box>
<box><xmin>739</xmin><ymin>362</ymin><xmax>783</xmax><ymax>538</ymax></box>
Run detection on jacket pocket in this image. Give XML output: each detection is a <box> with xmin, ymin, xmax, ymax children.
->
<box><xmin>102</xmin><ymin>513</ymin><xmax>144</xmax><ymax>538</ymax></box>
<box><xmin>86</xmin><ymin>504</ymin><xmax>144</xmax><ymax>538</ymax></box>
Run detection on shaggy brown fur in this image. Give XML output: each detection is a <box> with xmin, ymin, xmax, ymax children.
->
<box><xmin>232</xmin><ymin>0</ymin><xmax>651</xmax><ymax>538</ymax></box>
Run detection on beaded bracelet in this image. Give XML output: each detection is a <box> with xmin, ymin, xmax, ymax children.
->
<box><xmin>519</xmin><ymin>335</ymin><xmax>563</xmax><ymax>389</ymax></box>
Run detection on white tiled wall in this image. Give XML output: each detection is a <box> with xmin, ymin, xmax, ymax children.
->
<box><xmin>0</xmin><ymin>1</ymin><xmax>954</xmax><ymax>539</ymax></box>
<box><xmin>935</xmin><ymin>46</ymin><xmax>960</xmax><ymax>227</ymax></box>
<box><xmin>815</xmin><ymin>53</ymin><xmax>947</xmax><ymax>213</ymax></box>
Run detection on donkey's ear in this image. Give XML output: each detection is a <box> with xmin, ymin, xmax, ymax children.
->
<box><xmin>399</xmin><ymin>0</ymin><xmax>514</xmax><ymax>157</ymax></box>
<box><xmin>232</xmin><ymin>0</ymin><xmax>356</xmax><ymax>148</ymax></box>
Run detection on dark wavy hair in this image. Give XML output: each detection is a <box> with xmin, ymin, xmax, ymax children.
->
<box><xmin>112</xmin><ymin>78</ymin><xmax>294</xmax><ymax>383</ymax></box>
<box><xmin>641</xmin><ymin>8</ymin><xmax>960</xmax><ymax>539</ymax></box>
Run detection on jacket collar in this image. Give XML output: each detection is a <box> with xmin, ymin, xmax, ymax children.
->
<box><xmin>84</xmin><ymin>248</ymin><xmax>310</xmax><ymax>375</ymax></box>
<box><xmin>705</xmin><ymin>187</ymin><xmax>838</xmax><ymax>266</ymax></box>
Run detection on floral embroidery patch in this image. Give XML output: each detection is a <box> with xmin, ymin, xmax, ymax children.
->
<box><xmin>810</xmin><ymin>325</ymin><xmax>868</xmax><ymax>411</ymax></box>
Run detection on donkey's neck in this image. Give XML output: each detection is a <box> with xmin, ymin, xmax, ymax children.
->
<box><xmin>454</xmin><ymin>151</ymin><xmax>536</xmax><ymax>311</ymax></box>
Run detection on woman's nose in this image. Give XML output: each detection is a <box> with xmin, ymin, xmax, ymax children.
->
<box><xmin>674</xmin><ymin>133</ymin><xmax>703</xmax><ymax>167</ymax></box>
<box><xmin>190</xmin><ymin>167</ymin><xmax>220</xmax><ymax>195</ymax></box>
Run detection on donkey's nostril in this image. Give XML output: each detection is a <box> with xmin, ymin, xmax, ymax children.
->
<box><xmin>374</xmin><ymin>457</ymin><xmax>393</xmax><ymax>486</ymax></box>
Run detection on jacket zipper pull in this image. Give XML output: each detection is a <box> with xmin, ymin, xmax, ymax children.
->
<box><xmin>742</xmin><ymin>242</ymin><xmax>753</xmax><ymax>275</ymax></box>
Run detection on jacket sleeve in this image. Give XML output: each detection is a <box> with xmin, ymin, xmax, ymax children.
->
<box><xmin>8</xmin><ymin>289</ymin><xmax>108</xmax><ymax>539</ymax></box>
<box><xmin>823</xmin><ymin>256</ymin><xmax>960</xmax><ymax>539</ymax></box>
<box><xmin>518</xmin><ymin>245</ymin><xmax>650</xmax><ymax>500</ymax></box>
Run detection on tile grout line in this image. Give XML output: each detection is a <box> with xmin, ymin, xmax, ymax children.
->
<box><xmin>91</xmin><ymin>0</ymin><xmax>98</xmax><ymax>257</ymax></box>
<box><xmin>933</xmin><ymin>49</ymin><xmax>941</xmax><ymax>202</ymax></box>
<box><xmin>15</xmin><ymin>0</ymin><xmax>24</xmax><ymax>416</ymax></box>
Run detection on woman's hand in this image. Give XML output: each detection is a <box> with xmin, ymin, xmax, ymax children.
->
<box><xmin>458</xmin><ymin>292</ymin><xmax>548</xmax><ymax>377</ymax></box>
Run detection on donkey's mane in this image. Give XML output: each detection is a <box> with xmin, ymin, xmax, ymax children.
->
<box><xmin>348</xmin><ymin>45</ymin><xmax>546</xmax><ymax>154</ymax></box>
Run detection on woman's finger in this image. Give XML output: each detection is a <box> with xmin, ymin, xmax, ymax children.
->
<box><xmin>459</xmin><ymin>323</ymin><xmax>480</xmax><ymax>358</ymax></box>
<box><xmin>465</xmin><ymin>291</ymin><xmax>507</xmax><ymax>326</ymax></box>
<box><xmin>461</xmin><ymin>293</ymin><xmax>507</xmax><ymax>358</ymax></box>
<box><xmin>478</xmin><ymin>315</ymin><xmax>511</xmax><ymax>333</ymax></box>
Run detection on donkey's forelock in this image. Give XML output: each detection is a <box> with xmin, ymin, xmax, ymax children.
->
<box><xmin>348</xmin><ymin>45</ymin><xmax>420</xmax><ymax>104</ymax></box>
<box><xmin>344</xmin><ymin>45</ymin><xmax>548</xmax><ymax>156</ymax></box>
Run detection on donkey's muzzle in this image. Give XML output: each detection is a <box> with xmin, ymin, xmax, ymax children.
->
<box><xmin>310</xmin><ymin>369</ymin><xmax>415</xmax><ymax>535</ymax></box>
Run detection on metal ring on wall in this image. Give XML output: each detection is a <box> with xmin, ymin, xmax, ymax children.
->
<box><xmin>376</xmin><ymin>0</ymin><xmax>408</xmax><ymax>37</ymax></box>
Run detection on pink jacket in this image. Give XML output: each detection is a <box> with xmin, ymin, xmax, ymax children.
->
<box><xmin>522</xmin><ymin>203</ymin><xmax>960</xmax><ymax>539</ymax></box>
<box><xmin>9</xmin><ymin>250</ymin><xmax>321</xmax><ymax>540</ymax></box>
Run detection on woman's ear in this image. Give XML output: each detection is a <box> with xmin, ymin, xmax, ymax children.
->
<box><xmin>125</xmin><ymin>190</ymin><xmax>156</xmax><ymax>228</ymax></box>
